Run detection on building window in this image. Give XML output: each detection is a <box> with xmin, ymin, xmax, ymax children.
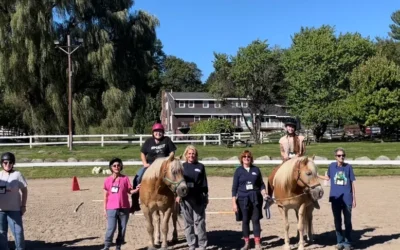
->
<box><xmin>236</xmin><ymin>102</ymin><xmax>241</xmax><ymax>107</ymax></box>
<box><xmin>165</xmin><ymin>102</ymin><xmax>168</xmax><ymax>110</ymax></box>
<box><xmin>241</xmin><ymin>102</ymin><xmax>248</xmax><ymax>108</ymax></box>
<box><xmin>203</xmin><ymin>101</ymin><xmax>209</xmax><ymax>108</ymax></box>
<box><xmin>240</xmin><ymin>116</ymin><xmax>244</xmax><ymax>123</ymax></box>
<box><xmin>188</xmin><ymin>101</ymin><xmax>194</xmax><ymax>108</ymax></box>
<box><xmin>194</xmin><ymin>116</ymin><xmax>201</xmax><ymax>122</ymax></box>
<box><xmin>214</xmin><ymin>101</ymin><xmax>221</xmax><ymax>108</ymax></box>
<box><xmin>178</xmin><ymin>101</ymin><xmax>185</xmax><ymax>108</ymax></box>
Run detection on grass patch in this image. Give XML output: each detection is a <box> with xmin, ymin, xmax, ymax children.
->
<box><xmin>5</xmin><ymin>141</ymin><xmax>400</xmax><ymax>161</ymax></box>
<box><xmin>15</xmin><ymin>165</ymin><xmax>400</xmax><ymax>179</ymax></box>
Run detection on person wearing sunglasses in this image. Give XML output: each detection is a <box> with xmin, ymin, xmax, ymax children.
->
<box><xmin>231</xmin><ymin>150</ymin><xmax>269</xmax><ymax>250</ymax></box>
<box><xmin>101</xmin><ymin>158</ymin><xmax>140</xmax><ymax>250</ymax></box>
<box><xmin>0</xmin><ymin>152</ymin><xmax>28</xmax><ymax>250</ymax></box>
<box><xmin>131</xmin><ymin>121</ymin><xmax>177</xmax><ymax>213</ymax></box>
<box><xmin>319</xmin><ymin>148</ymin><xmax>356</xmax><ymax>250</ymax></box>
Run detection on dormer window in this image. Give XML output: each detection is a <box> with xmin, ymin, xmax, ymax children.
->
<box><xmin>214</xmin><ymin>101</ymin><xmax>221</xmax><ymax>108</ymax></box>
<box><xmin>203</xmin><ymin>101</ymin><xmax>209</xmax><ymax>108</ymax></box>
<box><xmin>241</xmin><ymin>102</ymin><xmax>248</xmax><ymax>108</ymax></box>
<box><xmin>178</xmin><ymin>101</ymin><xmax>185</xmax><ymax>108</ymax></box>
<box><xmin>188</xmin><ymin>101</ymin><xmax>194</xmax><ymax>108</ymax></box>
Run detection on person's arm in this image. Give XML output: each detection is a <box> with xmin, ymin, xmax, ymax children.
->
<box><xmin>257</xmin><ymin>168</ymin><xmax>268</xmax><ymax>198</ymax></box>
<box><xmin>350</xmin><ymin>165</ymin><xmax>356</xmax><ymax>208</ymax></box>
<box><xmin>103</xmin><ymin>190</ymin><xmax>108</xmax><ymax>217</ymax></box>
<box><xmin>20</xmin><ymin>187</ymin><xmax>27</xmax><ymax>215</ymax></box>
<box><xmin>141</xmin><ymin>152</ymin><xmax>150</xmax><ymax>167</ymax></box>
<box><xmin>318</xmin><ymin>164</ymin><xmax>331</xmax><ymax>180</ymax></box>
<box><xmin>167</xmin><ymin>137</ymin><xmax>177</xmax><ymax>157</ymax></box>
<box><xmin>232</xmin><ymin>169</ymin><xmax>239</xmax><ymax>212</ymax></box>
<box><xmin>300</xmin><ymin>136</ymin><xmax>306</xmax><ymax>156</ymax></box>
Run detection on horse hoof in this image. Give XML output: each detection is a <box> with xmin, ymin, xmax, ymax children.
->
<box><xmin>147</xmin><ymin>247</ymin><xmax>157</xmax><ymax>250</ymax></box>
<box><xmin>160</xmin><ymin>247</ymin><xmax>168</xmax><ymax>250</ymax></box>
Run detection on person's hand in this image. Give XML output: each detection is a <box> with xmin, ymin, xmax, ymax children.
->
<box><xmin>352</xmin><ymin>199</ymin><xmax>356</xmax><ymax>208</ymax></box>
<box><xmin>144</xmin><ymin>163</ymin><xmax>151</xmax><ymax>168</ymax></box>
<box><xmin>175</xmin><ymin>197</ymin><xmax>181</xmax><ymax>204</ymax></box>
<box><xmin>232</xmin><ymin>202</ymin><xmax>238</xmax><ymax>213</ymax></box>
<box><xmin>21</xmin><ymin>206</ymin><xmax>26</xmax><ymax>216</ymax></box>
<box><xmin>103</xmin><ymin>209</ymin><xmax>107</xmax><ymax>218</ymax></box>
<box><xmin>263</xmin><ymin>194</ymin><xmax>271</xmax><ymax>201</ymax></box>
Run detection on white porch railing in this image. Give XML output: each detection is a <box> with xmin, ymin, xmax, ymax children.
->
<box><xmin>0</xmin><ymin>134</ymin><xmax>222</xmax><ymax>148</ymax></box>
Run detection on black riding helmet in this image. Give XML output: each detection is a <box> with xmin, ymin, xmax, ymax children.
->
<box><xmin>1</xmin><ymin>152</ymin><xmax>15</xmax><ymax>164</ymax></box>
<box><xmin>109</xmin><ymin>157</ymin><xmax>123</xmax><ymax>171</ymax></box>
<box><xmin>284</xmin><ymin>118</ymin><xmax>297</xmax><ymax>128</ymax></box>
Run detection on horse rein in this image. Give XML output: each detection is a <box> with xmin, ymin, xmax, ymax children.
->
<box><xmin>161</xmin><ymin>164</ymin><xmax>185</xmax><ymax>195</ymax></box>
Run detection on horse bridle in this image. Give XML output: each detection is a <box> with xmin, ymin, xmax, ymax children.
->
<box><xmin>162</xmin><ymin>164</ymin><xmax>185</xmax><ymax>195</ymax></box>
<box><xmin>296</xmin><ymin>167</ymin><xmax>321</xmax><ymax>193</ymax></box>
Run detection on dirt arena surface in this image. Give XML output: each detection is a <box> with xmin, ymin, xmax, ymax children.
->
<box><xmin>10</xmin><ymin>176</ymin><xmax>400</xmax><ymax>250</ymax></box>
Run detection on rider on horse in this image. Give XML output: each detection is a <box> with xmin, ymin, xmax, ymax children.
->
<box><xmin>278</xmin><ymin>118</ymin><xmax>306</xmax><ymax>162</ymax></box>
<box><xmin>267</xmin><ymin>118</ymin><xmax>306</xmax><ymax>199</ymax></box>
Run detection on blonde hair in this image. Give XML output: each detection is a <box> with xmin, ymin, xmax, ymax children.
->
<box><xmin>182</xmin><ymin>145</ymin><xmax>198</xmax><ymax>163</ymax></box>
<box><xmin>142</xmin><ymin>156</ymin><xmax>183</xmax><ymax>181</ymax></box>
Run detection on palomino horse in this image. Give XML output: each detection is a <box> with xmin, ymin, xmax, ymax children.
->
<box><xmin>269</xmin><ymin>156</ymin><xmax>324</xmax><ymax>250</ymax></box>
<box><xmin>140</xmin><ymin>155</ymin><xmax>188</xmax><ymax>250</ymax></box>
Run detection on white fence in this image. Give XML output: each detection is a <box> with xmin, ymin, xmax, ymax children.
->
<box><xmin>0</xmin><ymin>133</ymin><xmax>222</xmax><ymax>148</ymax></box>
<box><xmin>13</xmin><ymin>160</ymin><xmax>400</xmax><ymax>168</ymax></box>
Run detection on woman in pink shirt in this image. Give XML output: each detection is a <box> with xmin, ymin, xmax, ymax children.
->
<box><xmin>101</xmin><ymin>158</ymin><xmax>140</xmax><ymax>250</ymax></box>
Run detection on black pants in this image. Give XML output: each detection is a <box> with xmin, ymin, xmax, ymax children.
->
<box><xmin>237</xmin><ymin>198</ymin><xmax>262</xmax><ymax>238</ymax></box>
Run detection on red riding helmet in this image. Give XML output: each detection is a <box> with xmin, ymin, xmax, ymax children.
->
<box><xmin>152</xmin><ymin>123</ymin><xmax>165</xmax><ymax>132</ymax></box>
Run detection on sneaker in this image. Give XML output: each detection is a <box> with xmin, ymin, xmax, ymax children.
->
<box><xmin>344</xmin><ymin>246</ymin><xmax>354</xmax><ymax>250</ymax></box>
<box><xmin>335</xmin><ymin>244</ymin><xmax>344</xmax><ymax>250</ymax></box>
<box><xmin>100</xmin><ymin>247</ymin><xmax>110</xmax><ymax>250</ymax></box>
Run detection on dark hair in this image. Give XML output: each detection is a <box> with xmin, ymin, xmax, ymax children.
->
<box><xmin>109</xmin><ymin>157</ymin><xmax>123</xmax><ymax>171</ymax></box>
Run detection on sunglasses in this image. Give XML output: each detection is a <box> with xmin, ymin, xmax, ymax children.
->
<box><xmin>242</xmin><ymin>155</ymin><xmax>251</xmax><ymax>159</ymax></box>
<box><xmin>336</xmin><ymin>154</ymin><xmax>346</xmax><ymax>158</ymax></box>
<box><xmin>112</xmin><ymin>164</ymin><xmax>121</xmax><ymax>168</ymax></box>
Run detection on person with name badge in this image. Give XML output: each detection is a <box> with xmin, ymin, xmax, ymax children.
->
<box><xmin>0</xmin><ymin>152</ymin><xmax>28</xmax><ymax>250</ymax></box>
<box><xmin>176</xmin><ymin>145</ymin><xmax>209</xmax><ymax>250</ymax></box>
<box><xmin>279</xmin><ymin>119</ymin><xmax>305</xmax><ymax>162</ymax></box>
<box><xmin>131</xmin><ymin>122</ymin><xmax>176</xmax><ymax>212</ymax></box>
<box><xmin>231</xmin><ymin>150</ymin><xmax>270</xmax><ymax>250</ymax></box>
<box><xmin>318</xmin><ymin>148</ymin><xmax>356</xmax><ymax>250</ymax></box>
<box><xmin>101</xmin><ymin>158</ymin><xmax>140</xmax><ymax>250</ymax></box>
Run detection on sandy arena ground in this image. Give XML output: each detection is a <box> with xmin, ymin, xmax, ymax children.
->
<box><xmin>8</xmin><ymin>176</ymin><xmax>400</xmax><ymax>250</ymax></box>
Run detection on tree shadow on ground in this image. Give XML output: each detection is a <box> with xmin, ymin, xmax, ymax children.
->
<box><xmin>8</xmin><ymin>236</ymin><xmax>102</xmax><ymax>250</ymax></box>
<box><xmin>265</xmin><ymin>227</ymin><xmax>400</xmax><ymax>249</ymax></box>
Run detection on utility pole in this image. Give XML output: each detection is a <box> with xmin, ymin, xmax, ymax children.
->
<box><xmin>54</xmin><ymin>35</ymin><xmax>83</xmax><ymax>151</ymax></box>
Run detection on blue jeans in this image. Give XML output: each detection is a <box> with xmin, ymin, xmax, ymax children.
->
<box><xmin>0</xmin><ymin>211</ymin><xmax>25</xmax><ymax>250</ymax></box>
<box><xmin>331</xmin><ymin>200</ymin><xmax>353</xmax><ymax>247</ymax></box>
<box><xmin>133</xmin><ymin>163</ymin><xmax>152</xmax><ymax>187</ymax></box>
<box><xmin>104</xmin><ymin>209</ymin><xmax>130</xmax><ymax>247</ymax></box>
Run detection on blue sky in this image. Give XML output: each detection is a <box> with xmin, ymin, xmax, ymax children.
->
<box><xmin>132</xmin><ymin>0</ymin><xmax>399</xmax><ymax>82</ymax></box>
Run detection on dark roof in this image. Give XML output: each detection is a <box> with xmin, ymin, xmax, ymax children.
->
<box><xmin>164</xmin><ymin>91</ymin><xmax>291</xmax><ymax>117</ymax></box>
<box><xmin>168</xmin><ymin>92</ymin><xmax>219</xmax><ymax>100</ymax></box>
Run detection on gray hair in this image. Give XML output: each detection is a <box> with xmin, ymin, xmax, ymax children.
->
<box><xmin>334</xmin><ymin>147</ymin><xmax>346</xmax><ymax>155</ymax></box>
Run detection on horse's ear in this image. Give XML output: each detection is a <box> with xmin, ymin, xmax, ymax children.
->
<box><xmin>168</xmin><ymin>154</ymin><xmax>175</xmax><ymax>162</ymax></box>
<box><xmin>311</xmin><ymin>154</ymin><xmax>315</xmax><ymax>161</ymax></box>
<box><xmin>180</xmin><ymin>154</ymin><xmax>186</xmax><ymax>162</ymax></box>
<box><xmin>300</xmin><ymin>156</ymin><xmax>308</xmax><ymax>165</ymax></box>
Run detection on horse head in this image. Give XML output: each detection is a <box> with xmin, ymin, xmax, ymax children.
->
<box><xmin>160</xmin><ymin>154</ymin><xmax>188</xmax><ymax>198</ymax></box>
<box><xmin>294</xmin><ymin>156</ymin><xmax>324</xmax><ymax>201</ymax></box>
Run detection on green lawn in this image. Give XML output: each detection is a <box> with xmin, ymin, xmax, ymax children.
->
<box><xmin>5</xmin><ymin>141</ymin><xmax>400</xmax><ymax>161</ymax></box>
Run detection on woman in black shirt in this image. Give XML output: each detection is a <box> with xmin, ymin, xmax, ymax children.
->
<box><xmin>176</xmin><ymin>145</ymin><xmax>208</xmax><ymax>250</ymax></box>
<box><xmin>232</xmin><ymin>150</ymin><xmax>269</xmax><ymax>250</ymax></box>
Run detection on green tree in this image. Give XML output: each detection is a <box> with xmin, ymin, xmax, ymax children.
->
<box><xmin>190</xmin><ymin>119</ymin><xmax>234</xmax><ymax>134</ymax></box>
<box><xmin>161</xmin><ymin>56</ymin><xmax>204</xmax><ymax>92</ymax></box>
<box><xmin>389</xmin><ymin>10</ymin><xmax>400</xmax><ymax>40</ymax></box>
<box><xmin>348</xmin><ymin>55</ymin><xmax>400</xmax><ymax>136</ymax></box>
<box><xmin>376</xmin><ymin>38</ymin><xmax>400</xmax><ymax>66</ymax></box>
<box><xmin>0</xmin><ymin>1</ymin><xmax>160</xmax><ymax>135</ymax></box>
<box><xmin>209</xmin><ymin>40</ymin><xmax>285</xmax><ymax>143</ymax></box>
<box><xmin>282</xmin><ymin>26</ymin><xmax>375</xmax><ymax>140</ymax></box>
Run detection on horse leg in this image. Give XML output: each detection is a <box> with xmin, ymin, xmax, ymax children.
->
<box><xmin>278</xmin><ymin>206</ymin><xmax>291</xmax><ymax>250</ymax></box>
<box><xmin>153</xmin><ymin>210</ymin><xmax>161</xmax><ymax>246</ymax></box>
<box><xmin>171</xmin><ymin>203</ymin><xmax>178</xmax><ymax>243</ymax></box>
<box><xmin>142</xmin><ymin>206</ymin><xmax>156</xmax><ymax>250</ymax></box>
<box><xmin>160</xmin><ymin>208</ymin><xmax>173</xmax><ymax>250</ymax></box>
<box><xmin>297</xmin><ymin>204</ymin><xmax>306</xmax><ymax>250</ymax></box>
<box><xmin>306</xmin><ymin>205</ymin><xmax>314</xmax><ymax>243</ymax></box>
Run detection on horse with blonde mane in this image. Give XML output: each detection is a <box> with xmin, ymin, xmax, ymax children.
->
<box><xmin>140</xmin><ymin>154</ymin><xmax>188</xmax><ymax>250</ymax></box>
<box><xmin>268</xmin><ymin>156</ymin><xmax>324</xmax><ymax>250</ymax></box>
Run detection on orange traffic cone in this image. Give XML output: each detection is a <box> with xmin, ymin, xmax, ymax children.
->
<box><xmin>72</xmin><ymin>176</ymin><xmax>80</xmax><ymax>191</ymax></box>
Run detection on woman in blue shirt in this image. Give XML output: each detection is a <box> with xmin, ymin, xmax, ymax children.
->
<box><xmin>232</xmin><ymin>150</ymin><xmax>269</xmax><ymax>250</ymax></box>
